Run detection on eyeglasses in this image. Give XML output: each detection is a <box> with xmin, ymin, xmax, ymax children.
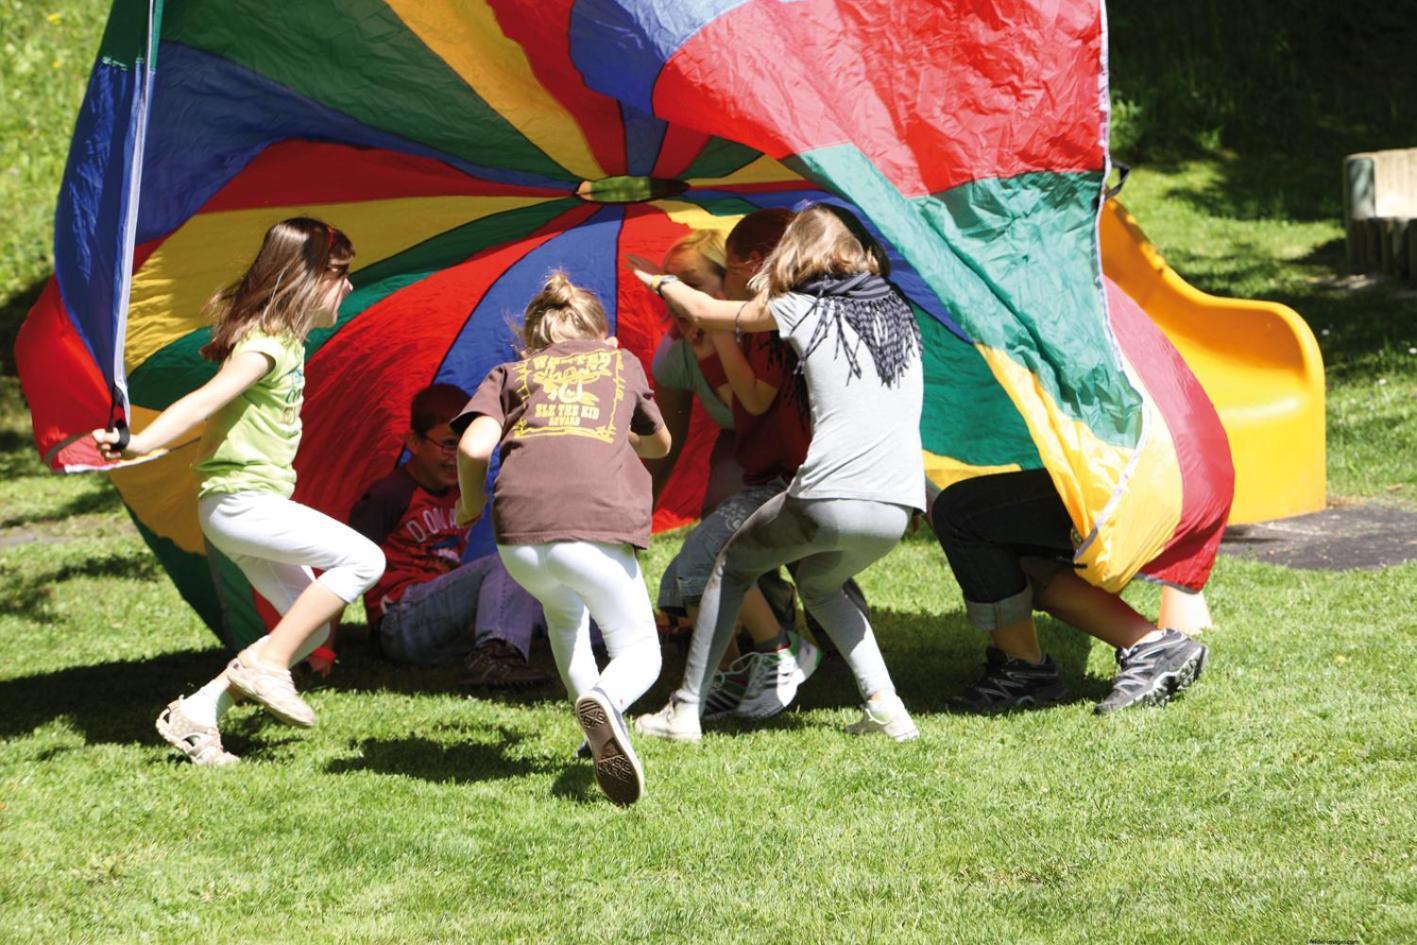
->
<box><xmin>418</xmin><ymin>432</ymin><xmax>459</xmax><ymax>455</ymax></box>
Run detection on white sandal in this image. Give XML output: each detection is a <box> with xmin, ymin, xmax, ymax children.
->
<box><xmin>155</xmin><ymin>699</ymin><xmax>240</xmax><ymax>767</ymax></box>
<box><xmin>225</xmin><ymin>650</ymin><xmax>316</xmax><ymax>727</ymax></box>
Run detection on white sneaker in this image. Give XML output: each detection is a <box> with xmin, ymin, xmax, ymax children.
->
<box><xmin>703</xmin><ymin>653</ymin><xmax>758</xmax><ymax>721</ymax></box>
<box><xmin>845</xmin><ymin>693</ymin><xmax>919</xmax><ymax>742</ymax></box>
<box><xmin>734</xmin><ymin>632</ymin><xmax>821</xmax><ymax>720</ymax></box>
<box><xmin>633</xmin><ymin>696</ymin><xmax>703</xmax><ymax>743</ymax></box>
<box><xmin>574</xmin><ymin>688</ymin><xmax>644</xmax><ymax>806</ymax></box>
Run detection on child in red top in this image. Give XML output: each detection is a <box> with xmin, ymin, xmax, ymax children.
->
<box><xmin>349</xmin><ymin>383</ymin><xmax>550</xmax><ymax>690</ymax></box>
<box><xmin>454</xmin><ymin>272</ymin><xmax>670</xmax><ymax>806</ymax></box>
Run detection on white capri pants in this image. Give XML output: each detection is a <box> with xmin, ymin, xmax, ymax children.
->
<box><xmin>199</xmin><ymin>492</ymin><xmax>385</xmax><ymax>658</ymax></box>
<box><xmin>497</xmin><ymin>541</ymin><xmax>661</xmax><ymax>713</ymax></box>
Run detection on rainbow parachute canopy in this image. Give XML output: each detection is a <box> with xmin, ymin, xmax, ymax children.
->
<box><xmin>17</xmin><ymin>0</ymin><xmax>1232</xmax><ymax>647</ymax></box>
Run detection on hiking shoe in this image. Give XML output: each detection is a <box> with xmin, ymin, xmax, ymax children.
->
<box><xmin>735</xmin><ymin>632</ymin><xmax>821</xmax><ymax>720</ymax></box>
<box><xmin>155</xmin><ymin>699</ymin><xmax>240</xmax><ymax>767</ymax></box>
<box><xmin>703</xmin><ymin>653</ymin><xmax>757</xmax><ymax>721</ymax></box>
<box><xmin>574</xmin><ymin>688</ymin><xmax>645</xmax><ymax>806</ymax></box>
<box><xmin>1095</xmin><ymin>629</ymin><xmax>1208</xmax><ymax>715</ymax></box>
<box><xmin>634</xmin><ymin>696</ymin><xmax>703</xmax><ymax>743</ymax></box>
<box><xmin>950</xmin><ymin>647</ymin><xmax>1067</xmax><ymax>713</ymax></box>
<box><xmin>845</xmin><ymin>692</ymin><xmax>919</xmax><ymax>742</ymax></box>
<box><xmin>225</xmin><ymin>651</ymin><xmax>316</xmax><ymax>727</ymax></box>
<box><xmin>459</xmin><ymin>639</ymin><xmax>553</xmax><ymax>691</ymax></box>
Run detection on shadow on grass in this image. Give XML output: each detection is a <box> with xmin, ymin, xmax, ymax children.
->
<box><xmin>655</xmin><ymin>605</ymin><xmax>1113</xmax><ymax>721</ymax></box>
<box><xmin>0</xmin><ymin>483</ymin><xmax>127</xmax><ymax>528</ymax></box>
<box><xmin>325</xmin><ymin>730</ymin><xmax>552</xmax><ymax>784</ymax></box>
<box><xmin>0</xmin><ymin>550</ymin><xmax>160</xmax><ymax>623</ymax></box>
<box><xmin>0</xmin><ymin>647</ymin><xmax>239</xmax><ymax>746</ymax></box>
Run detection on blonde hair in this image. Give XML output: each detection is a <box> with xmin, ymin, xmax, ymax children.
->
<box><xmin>663</xmin><ymin>228</ymin><xmax>727</xmax><ymax>277</ymax></box>
<box><xmin>750</xmin><ymin>204</ymin><xmax>883</xmax><ymax>297</ymax></box>
<box><xmin>200</xmin><ymin>217</ymin><xmax>353</xmax><ymax>361</ymax></box>
<box><xmin>518</xmin><ymin>271</ymin><xmax>608</xmax><ymax>352</ymax></box>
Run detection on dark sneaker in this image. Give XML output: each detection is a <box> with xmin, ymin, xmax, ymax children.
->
<box><xmin>458</xmin><ymin>640</ymin><xmax>553</xmax><ymax>691</ymax></box>
<box><xmin>950</xmin><ymin>647</ymin><xmax>1067</xmax><ymax>713</ymax></box>
<box><xmin>1094</xmin><ymin>629</ymin><xmax>1207</xmax><ymax>715</ymax></box>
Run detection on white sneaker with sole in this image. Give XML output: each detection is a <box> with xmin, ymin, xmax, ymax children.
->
<box><xmin>574</xmin><ymin>688</ymin><xmax>644</xmax><ymax>806</ymax></box>
<box><xmin>845</xmin><ymin>693</ymin><xmax>919</xmax><ymax>742</ymax></box>
<box><xmin>734</xmin><ymin>632</ymin><xmax>821</xmax><ymax>720</ymax></box>
<box><xmin>633</xmin><ymin>696</ymin><xmax>703</xmax><ymax>743</ymax></box>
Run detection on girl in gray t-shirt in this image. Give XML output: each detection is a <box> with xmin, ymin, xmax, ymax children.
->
<box><xmin>629</xmin><ymin>204</ymin><xmax>925</xmax><ymax>743</ymax></box>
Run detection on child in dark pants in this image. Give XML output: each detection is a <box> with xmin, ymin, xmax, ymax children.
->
<box><xmin>929</xmin><ymin>468</ymin><xmax>1208</xmax><ymax>714</ymax></box>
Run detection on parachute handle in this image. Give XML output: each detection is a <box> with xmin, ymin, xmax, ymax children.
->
<box><xmin>1105</xmin><ymin>162</ymin><xmax>1131</xmax><ymax>200</ymax></box>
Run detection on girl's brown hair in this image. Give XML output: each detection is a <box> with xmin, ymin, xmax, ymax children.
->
<box><xmin>750</xmin><ymin>204</ymin><xmax>886</xmax><ymax>297</ymax></box>
<box><xmin>199</xmin><ymin>217</ymin><xmax>354</xmax><ymax>362</ymax></box>
<box><xmin>518</xmin><ymin>271</ymin><xmax>609</xmax><ymax>352</ymax></box>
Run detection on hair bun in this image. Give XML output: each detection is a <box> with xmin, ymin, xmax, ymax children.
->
<box><xmin>538</xmin><ymin>270</ymin><xmax>576</xmax><ymax>309</ymax></box>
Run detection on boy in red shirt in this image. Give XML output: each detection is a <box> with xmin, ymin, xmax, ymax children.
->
<box><xmin>350</xmin><ymin>384</ymin><xmax>551</xmax><ymax>689</ymax></box>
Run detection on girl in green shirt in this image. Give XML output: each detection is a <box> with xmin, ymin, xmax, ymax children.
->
<box><xmin>93</xmin><ymin>218</ymin><xmax>385</xmax><ymax>766</ymax></box>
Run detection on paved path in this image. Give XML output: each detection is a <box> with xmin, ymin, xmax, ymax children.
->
<box><xmin>1221</xmin><ymin>503</ymin><xmax>1417</xmax><ymax>570</ymax></box>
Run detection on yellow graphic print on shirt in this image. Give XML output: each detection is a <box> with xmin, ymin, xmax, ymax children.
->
<box><xmin>511</xmin><ymin>348</ymin><xmax>625</xmax><ymax>443</ymax></box>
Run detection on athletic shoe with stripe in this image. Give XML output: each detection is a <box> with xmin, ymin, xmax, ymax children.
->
<box><xmin>734</xmin><ymin>631</ymin><xmax>821</xmax><ymax>720</ymax></box>
<box><xmin>703</xmin><ymin>653</ymin><xmax>757</xmax><ymax>721</ymax></box>
<box><xmin>949</xmin><ymin>647</ymin><xmax>1067</xmax><ymax>714</ymax></box>
<box><xmin>1094</xmin><ymin>629</ymin><xmax>1208</xmax><ymax>715</ymax></box>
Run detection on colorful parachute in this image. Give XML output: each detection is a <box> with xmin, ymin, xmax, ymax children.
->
<box><xmin>17</xmin><ymin>0</ymin><xmax>1232</xmax><ymax>647</ymax></box>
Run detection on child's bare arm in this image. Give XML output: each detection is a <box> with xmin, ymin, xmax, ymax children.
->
<box><xmin>625</xmin><ymin>258</ymin><xmax>776</xmax><ymax>333</ymax></box>
<box><xmin>630</xmin><ymin>424</ymin><xmax>672</xmax><ymax>460</ymax></box>
<box><xmin>92</xmin><ymin>350</ymin><xmax>270</xmax><ymax>459</ymax></box>
<box><xmin>456</xmin><ymin>415</ymin><xmax>502</xmax><ymax>527</ymax></box>
<box><xmin>709</xmin><ymin>333</ymin><xmax>779</xmax><ymax>416</ymax></box>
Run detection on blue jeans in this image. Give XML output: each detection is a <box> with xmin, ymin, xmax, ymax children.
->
<box><xmin>658</xmin><ymin>480</ymin><xmax>789</xmax><ymax>612</ymax></box>
<box><xmin>378</xmin><ymin>553</ymin><xmax>545</xmax><ymax>665</ymax></box>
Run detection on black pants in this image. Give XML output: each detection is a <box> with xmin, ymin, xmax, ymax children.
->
<box><xmin>930</xmin><ymin>469</ymin><xmax>1074</xmax><ymax>630</ymax></box>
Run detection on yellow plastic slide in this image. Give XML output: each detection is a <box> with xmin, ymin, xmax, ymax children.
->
<box><xmin>1099</xmin><ymin>200</ymin><xmax>1326</xmax><ymax>524</ymax></box>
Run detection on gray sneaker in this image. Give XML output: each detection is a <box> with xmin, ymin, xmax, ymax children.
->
<box><xmin>1095</xmin><ymin>629</ymin><xmax>1208</xmax><ymax>715</ymax></box>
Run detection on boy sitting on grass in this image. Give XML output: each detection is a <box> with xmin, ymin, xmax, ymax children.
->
<box><xmin>349</xmin><ymin>383</ymin><xmax>551</xmax><ymax>690</ymax></box>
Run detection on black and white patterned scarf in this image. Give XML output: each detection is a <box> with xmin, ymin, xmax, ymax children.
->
<box><xmin>785</xmin><ymin>272</ymin><xmax>921</xmax><ymax>387</ymax></box>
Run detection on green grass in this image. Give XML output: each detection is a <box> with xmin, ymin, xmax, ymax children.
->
<box><xmin>4</xmin><ymin>4</ymin><xmax>1417</xmax><ymax>943</ymax></box>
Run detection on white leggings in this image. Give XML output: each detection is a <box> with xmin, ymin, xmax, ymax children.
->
<box><xmin>199</xmin><ymin>492</ymin><xmax>385</xmax><ymax>660</ymax></box>
<box><xmin>497</xmin><ymin>541</ymin><xmax>661</xmax><ymax>713</ymax></box>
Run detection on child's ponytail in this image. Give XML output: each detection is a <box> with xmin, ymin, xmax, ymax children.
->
<box><xmin>518</xmin><ymin>271</ymin><xmax>609</xmax><ymax>352</ymax></box>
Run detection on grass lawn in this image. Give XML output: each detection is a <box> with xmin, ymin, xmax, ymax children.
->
<box><xmin>3</xmin><ymin>4</ymin><xmax>1416</xmax><ymax>943</ymax></box>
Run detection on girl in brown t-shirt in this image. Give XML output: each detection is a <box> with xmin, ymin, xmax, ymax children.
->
<box><xmin>452</xmin><ymin>272</ymin><xmax>671</xmax><ymax>807</ymax></box>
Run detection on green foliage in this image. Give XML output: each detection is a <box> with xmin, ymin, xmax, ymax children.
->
<box><xmin>1108</xmin><ymin>0</ymin><xmax>1417</xmax><ymax>160</ymax></box>
<box><xmin>0</xmin><ymin>0</ymin><xmax>107</xmax><ymax>373</ymax></box>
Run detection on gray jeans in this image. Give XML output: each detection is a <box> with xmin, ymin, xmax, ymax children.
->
<box><xmin>379</xmin><ymin>554</ymin><xmax>544</xmax><ymax>665</ymax></box>
<box><xmin>675</xmin><ymin>494</ymin><xmax>911</xmax><ymax>705</ymax></box>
